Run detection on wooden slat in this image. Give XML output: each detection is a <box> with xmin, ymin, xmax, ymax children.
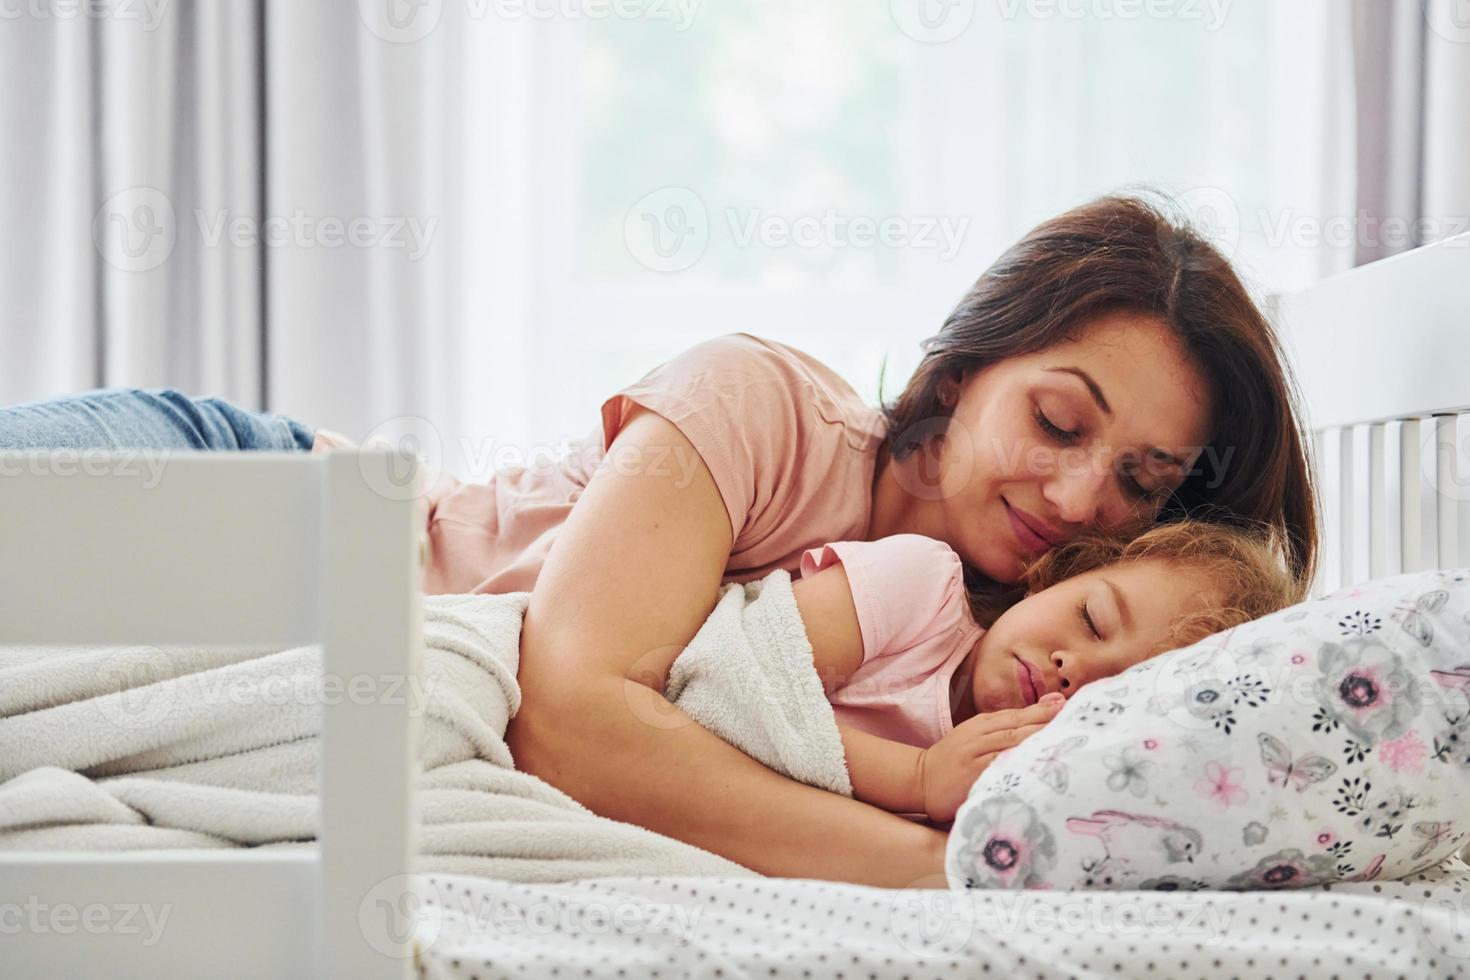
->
<box><xmin>0</xmin><ymin>852</ymin><xmax>315</xmax><ymax>979</ymax></box>
<box><xmin>318</xmin><ymin>450</ymin><xmax>423</xmax><ymax>980</ymax></box>
<box><xmin>1339</xmin><ymin>426</ymin><xmax>1356</xmax><ymax>588</ymax></box>
<box><xmin>1401</xmin><ymin>419</ymin><xmax>1424</xmax><ymax>573</ymax></box>
<box><xmin>0</xmin><ymin>451</ymin><xmax>319</xmax><ymax>645</ymax></box>
<box><xmin>1436</xmin><ymin>414</ymin><xmax>1460</xmax><ymax>568</ymax></box>
<box><xmin>1311</xmin><ymin>429</ymin><xmax>1333</xmax><ymax>597</ymax></box>
<box><xmin>1369</xmin><ymin>423</ymin><xmax>1388</xmax><ymax>578</ymax></box>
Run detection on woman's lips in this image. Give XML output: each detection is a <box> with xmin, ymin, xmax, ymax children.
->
<box><xmin>1013</xmin><ymin>654</ymin><xmax>1039</xmax><ymax>706</ymax></box>
<box><xmin>1004</xmin><ymin>499</ymin><xmax>1053</xmax><ymax>555</ymax></box>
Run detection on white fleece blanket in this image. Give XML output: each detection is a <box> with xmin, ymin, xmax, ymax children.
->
<box><xmin>0</xmin><ymin>570</ymin><xmax>850</xmax><ymax>883</ymax></box>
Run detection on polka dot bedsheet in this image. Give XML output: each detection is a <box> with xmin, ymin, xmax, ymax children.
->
<box><xmin>410</xmin><ymin>856</ymin><xmax>1470</xmax><ymax>980</ymax></box>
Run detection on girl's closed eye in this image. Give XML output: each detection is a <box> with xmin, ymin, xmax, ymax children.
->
<box><xmin>1078</xmin><ymin>599</ymin><xmax>1102</xmax><ymax>641</ymax></box>
<box><xmin>962</xmin><ymin>518</ymin><xmax>1301</xmax><ymax>716</ymax></box>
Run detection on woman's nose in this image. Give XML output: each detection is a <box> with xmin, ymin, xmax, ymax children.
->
<box><xmin>1043</xmin><ymin>455</ymin><xmax>1109</xmax><ymax>526</ymax></box>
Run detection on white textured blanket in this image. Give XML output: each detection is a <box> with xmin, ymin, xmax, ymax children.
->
<box><xmin>0</xmin><ymin>570</ymin><xmax>849</xmax><ymax>883</ymax></box>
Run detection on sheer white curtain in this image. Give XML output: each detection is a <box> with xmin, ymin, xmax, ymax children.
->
<box><xmin>0</xmin><ymin>0</ymin><xmax>1371</xmax><ymax>470</ymax></box>
<box><xmin>0</xmin><ymin>0</ymin><xmax>452</xmax><ymax>445</ymax></box>
<box><xmin>444</xmin><ymin>0</ymin><xmax>1358</xmax><ymax>477</ymax></box>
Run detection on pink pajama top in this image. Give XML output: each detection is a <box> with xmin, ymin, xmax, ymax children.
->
<box><xmin>315</xmin><ymin>333</ymin><xmax>983</xmax><ymax>752</ymax></box>
<box><xmin>798</xmin><ymin>534</ymin><xmax>985</xmax><ymax>750</ymax></box>
<box><xmin>403</xmin><ymin>331</ymin><xmax>893</xmax><ymax>594</ymax></box>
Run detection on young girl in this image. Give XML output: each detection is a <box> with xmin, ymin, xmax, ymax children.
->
<box><xmin>790</xmin><ymin>520</ymin><xmax>1299</xmax><ymax>827</ymax></box>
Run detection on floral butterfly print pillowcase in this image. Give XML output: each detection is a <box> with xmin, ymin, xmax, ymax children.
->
<box><xmin>945</xmin><ymin>568</ymin><xmax>1470</xmax><ymax>891</ymax></box>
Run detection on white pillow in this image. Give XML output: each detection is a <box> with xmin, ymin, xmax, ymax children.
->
<box><xmin>945</xmin><ymin>568</ymin><xmax>1470</xmax><ymax>890</ymax></box>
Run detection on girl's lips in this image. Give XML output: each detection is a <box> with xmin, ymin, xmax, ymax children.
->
<box><xmin>1004</xmin><ymin>499</ymin><xmax>1052</xmax><ymax>555</ymax></box>
<box><xmin>1013</xmin><ymin>654</ymin><xmax>1038</xmax><ymax>706</ymax></box>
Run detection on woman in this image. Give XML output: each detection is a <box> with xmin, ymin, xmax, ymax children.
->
<box><xmin>0</xmin><ymin>192</ymin><xmax>1318</xmax><ymax>888</ymax></box>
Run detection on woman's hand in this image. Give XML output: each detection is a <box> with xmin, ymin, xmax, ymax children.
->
<box><xmin>916</xmin><ymin>693</ymin><xmax>1065</xmax><ymax>824</ymax></box>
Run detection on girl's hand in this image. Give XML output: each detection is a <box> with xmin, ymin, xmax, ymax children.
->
<box><xmin>916</xmin><ymin>693</ymin><xmax>1064</xmax><ymax>824</ymax></box>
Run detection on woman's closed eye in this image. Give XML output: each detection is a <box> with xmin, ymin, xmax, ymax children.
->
<box><xmin>1036</xmin><ymin>405</ymin><xmax>1158</xmax><ymax>503</ymax></box>
<box><xmin>1034</xmin><ymin>407</ymin><xmax>1077</xmax><ymax>444</ymax></box>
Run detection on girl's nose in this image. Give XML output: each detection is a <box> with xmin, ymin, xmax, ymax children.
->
<box><xmin>1050</xmin><ymin>651</ymin><xmax>1074</xmax><ymax>692</ymax></box>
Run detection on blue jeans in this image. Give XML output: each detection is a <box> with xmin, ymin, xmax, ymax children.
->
<box><xmin>0</xmin><ymin>388</ymin><xmax>316</xmax><ymax>452</ymax></box>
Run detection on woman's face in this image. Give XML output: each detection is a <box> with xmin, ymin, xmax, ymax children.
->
<box><xmin>966</xmin><ymin>557</ymin><xmax>1219</xmax><ymax>714</ymax></box>
<box><xmin>916</xmin><ymin>310</ymin><xmax>1214</xmax><ymax>585</ymax></box>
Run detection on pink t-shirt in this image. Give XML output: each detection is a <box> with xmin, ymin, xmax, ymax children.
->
<box><xmin>799</xmin><ymin>534</ymin><xmax>984</xmax><ymax>750</ymax></box>
<box><xmin>413</xmin><ymin>332</ymin><xmax>890</xmax><ymax>595</ymax></box>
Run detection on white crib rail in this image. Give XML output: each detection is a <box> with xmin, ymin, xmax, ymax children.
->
<box><xmin>0</xmin><ymin>449</ymin><xmax>424</xmax><ymax>980</ymax></box>
<box><xmin>1276</xmin><ymin>231</ymin><xmax>1470</xmax><ymax>594</ymax></box>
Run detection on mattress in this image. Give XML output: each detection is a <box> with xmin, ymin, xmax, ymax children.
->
<box><xmin>414</xmin><ymin>857</ymin><xmax>1470</xmax><ymax>978</ymax></box>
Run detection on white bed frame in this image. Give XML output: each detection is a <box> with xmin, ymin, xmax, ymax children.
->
<box><xmin>0</xmin><ymin>232</ymin><xmax>1467</xmax><ymax>979</ymax></box>
<box><xmin>1275</xmin><ymin>230</ymin><xmax>1470</xmax><ymax>595</ymax></box>
<box><xmin>0</xmin><ymin>449</ymin><xmax>424</xmax><ymax>979</ymax></box>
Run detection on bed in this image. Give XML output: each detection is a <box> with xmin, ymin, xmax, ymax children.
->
<box><xmin>5</xmin><ymin>232</ymin><xmax>1470</xmax><ymax>979</ymax></box>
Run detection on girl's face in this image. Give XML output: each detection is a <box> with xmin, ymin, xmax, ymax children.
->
<box><xmin>963</xmin><ymin>557</ymin><xmax>1220</xmax><ymax>715</ymax></box>
<box><xmin>907</xmin><ymin>310</ymin><xmax>1214</xmax><ymax>586</ymax></box>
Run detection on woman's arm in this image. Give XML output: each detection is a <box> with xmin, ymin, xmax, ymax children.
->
<box><xmin>506</xmin><ymin>405</ymin><xmax>949</xmax><ymax>888</ymax></box>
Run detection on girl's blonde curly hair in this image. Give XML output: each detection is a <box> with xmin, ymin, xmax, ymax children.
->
<box><xmin>984</xmin><ymin>518</ymin><xmax>1302</xmax><ymax>653</ymax></box>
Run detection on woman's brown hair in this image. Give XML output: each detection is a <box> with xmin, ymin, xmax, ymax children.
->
<box><xmin>876</xmin><ymin>190</ymin><xmax>1318</xmax><ymax>626</ymax></box>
